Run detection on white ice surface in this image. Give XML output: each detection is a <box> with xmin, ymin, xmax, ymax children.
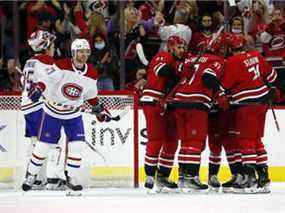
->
<box><xmin>0</xmin><ymin>183</ymin><xmax>285</xmax><ymax>213</ymax></box>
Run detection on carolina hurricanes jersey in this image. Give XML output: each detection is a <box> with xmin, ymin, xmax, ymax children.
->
<box><xmin>262</xmin><ymin>23</ymin><xmax>285</xmax><ymax>58</ymax></box>
<box><xmin>141</xmin><ymin>51</ymin><xmax>176</xmax><ymax>101</ymax></box>
<box><xmin>189</xmin><ymin>32</ymin><xmax>213</xmax><ymax>53</ymax></box>
<box><xmin>21</xmin><ymin>54</ymin><xmax>55</xmax><ymax>115</ymax></box>
<box><xmin>174</xmin><ymin>53</ymin><xmax>224</xmax><ymax>109</ymax></box>
<box><xmin>221</xmin><ymin>50</ymin><xmax>277</xmax><ymax>104</ymax></box>
<box><xmin>40</xmin><ymin>59</ymin><xmax>98</xmax><ymax>120</ymax></box>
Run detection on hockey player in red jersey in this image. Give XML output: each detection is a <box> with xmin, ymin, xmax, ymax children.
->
<box><xmin>219</xmin><ymin>34</ymin><xmax>277</xmax><ymax>193</ymax></box>
<box><xmin>172</xmin><ymin>42</ymin><xmax>224</xmax><ymax>193</ymax></box>
<box><xmin>140</xmin><ymin>35</ymin><xmax>187</xmax><ymax>192</ymax></box>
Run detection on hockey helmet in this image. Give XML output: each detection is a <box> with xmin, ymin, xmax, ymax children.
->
<box><xmin>227</xmin><ymin>34</ymin><xmax>245</xmax><ymax>50</ymax></box>
<box><xmin>28</xmin><ymin>30</ymin><xmax>56</xmax><ymax>52</ymax></box>
<box><xmin>167</xmin><ymin>35</ymin><xmax>187</xmax><ymax>51</ymax></box>
<box><xmin>71</xmin><ymin>39</ymin><xmax>91</xmax><ymax>58</ymax></box>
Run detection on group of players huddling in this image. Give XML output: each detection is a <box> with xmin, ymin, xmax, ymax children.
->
<box><xmin>21</xmin><ymin>21</ymin><xmax>280</xmax><ymax>195</ymax></box>
<box><xmin>141</xmin><ymin>29</ymin><xmax>279</xmax><ymax>194</ymax></box>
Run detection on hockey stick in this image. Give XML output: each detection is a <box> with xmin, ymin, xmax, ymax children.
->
<box><xmin>55</xmin><ymin>103</ymin><xmax>130</xmax><ymax>122</ymax></box>
<box><xmin>136</xmin><ymin>43</ymin><xmax>149</xmax><ymax>66</ymax></box>
<box><xmin>269</xmin><ymin>99</ymin><xmax>280</xmax><ymax>132</ymax></box>
<box><xmin>16</xmin><ymin>65</ymin><xmax>130</xmax><ymax>122</ymax></box>
<box><xmin>85</xmin><ymin>140</ymin><xmax>106</xmax><ymax>162</ymax></box>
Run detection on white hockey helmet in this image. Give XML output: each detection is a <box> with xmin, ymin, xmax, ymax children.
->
<box><xmin>28</xmin><ymin>30</ymin><xmax>56</xmax><ymax>52</ymax></box>
<box><xmin>71</xmin><ymin>38</ymin><xmax>91</xmax><ymax>58</ymax></box>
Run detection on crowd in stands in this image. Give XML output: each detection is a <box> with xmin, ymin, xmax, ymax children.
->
<box><xmin>0</xmin><ymin>0</ymin><xmax>284</xmax><ymax>93</ymax></box>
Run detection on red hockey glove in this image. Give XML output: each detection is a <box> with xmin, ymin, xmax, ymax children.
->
<box><xmin>157</xmin><ymin>99</ymin><xmax>167</xmax><ymax>116</ymax></box>
<box><xmin>92</xmin><ymin>104</ymin><xmax>112</xmax><ymax>122</ymax></box>
<box><xmin>28</xmin><ymin>82</ymin><xmax>45</xmax><ymax>103</ymax></box>
<box><xmin>270</xmin><ymin>87</ymin><xmax>284</xmax><ymax>103</ymax></box>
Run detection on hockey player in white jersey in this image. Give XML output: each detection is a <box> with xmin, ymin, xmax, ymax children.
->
<box><xmin>21</xmin><ymin>30</ymin><xmax>56</xmax><ymax>189</ymax></box>
<box><xmin>22</xmin><ymin>39</ymin><xmax>111</xmax><ymax>194</ymax></box>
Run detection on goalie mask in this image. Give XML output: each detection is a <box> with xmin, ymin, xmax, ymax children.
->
<box><xmin>167</xmin><ymin>35</ymin><xmax>187</xmax><ymax>59</ymax></box>
<box><xmin>28</xmin><ymin>30</ymin><xmax>56</xmax><ymax>52</ymax></box>
<box><xmin>71</xmin><ymin>39</ymin><xmax>91</xmax><ymax>62</ymax></box>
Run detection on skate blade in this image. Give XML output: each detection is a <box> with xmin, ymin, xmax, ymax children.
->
<box><xmin>222</xmin><ymin>187</ymin><xmax>233</xmax><ymax>193</ymax></box>
<box><xmin>180</xmin><ymin>187</ymin><xmax>209</xmax><ymax>194</ymax></box>
<box><xmin>144</xmin><ymin>187</ymin><xmax>157</xmax><ymax>195</ymax></box>
<box><xmin>256</xmin><ymin>184</ymin><xmax>270</xmax><ymax>194</ymax></box>
<box><xmin>66</xmin><ymin>190</ymin><xmax>82</xmax><ymax>196</ymax></box>
<box><xmin>208</xmin><ymin>186</ymin><xmax>220</xmax><ymax>193</ymax></box>
<box><xmin>156</xmin><ymin>187</ymin><xmax>179</xmax><ymax>194</ymax></box>
<box><xmin>233</xmin><ymin>187</ymin><xmax>258</xmax><ymax>194</ymax></box>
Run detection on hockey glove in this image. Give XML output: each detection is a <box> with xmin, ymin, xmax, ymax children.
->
<box><xmin>92</xmin><ymin>104</ymin><xmax>112</xmax><ymax>122</ymax></box>
<box><xmin>269</xmin><ymin>87</ymin><xmax>284</xmax><ymax>103</ymax></box>
<box><xmin>28</xmin><ymin>82</ymin><xmax>45</xmax><ymax>103</ymax></box>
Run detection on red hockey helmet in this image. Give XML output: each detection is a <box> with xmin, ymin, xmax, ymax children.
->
<box><xmin>167</xmin><ymin>35</ymin><xmax>187</xmax><ymax>50</ymax></box>
<box><xmin>227</xmin><ymin>34</ymin><xmax>245</xmax><ymax>50</ymax></box>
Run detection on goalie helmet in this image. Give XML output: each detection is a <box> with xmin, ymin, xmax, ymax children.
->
<box><xmin>28</xmin><ymin>30</ymin><xmax>56</xmax><ymax>52</ymax></box>
<box><xmin>71</xmin><ymin>39</ymin><xmax>91</xmax><ymax>58</ymax></box>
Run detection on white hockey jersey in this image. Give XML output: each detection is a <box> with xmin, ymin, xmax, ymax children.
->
<box><xmin>21</xmin><ymin>54</ymin><xmax>55</xmax><ymax>115</ymax></box>
<box><xmin>39</xmin><ymin>59</ymin><xmax>98</xmax><ymax>120</ymax></box>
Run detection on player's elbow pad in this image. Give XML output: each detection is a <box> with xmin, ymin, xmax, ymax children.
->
<box><xmin>202</xmin><ymin>73</ymin><xmax>220</xmax><ymax>93</ymax></box>
<box><xmin>157</xmin><ymin>64</ymin><xmax>174</xmax><ymax>77</ymax></box>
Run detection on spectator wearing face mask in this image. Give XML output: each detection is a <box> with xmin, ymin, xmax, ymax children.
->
<box><xmin>224</xmin><ymin>16</ymin><xmax>255</xmax><ymax>54</ymax></box>
<box><xmin>89</xmin><ymin>33</ymin><xmax>119</xmax><ymax>90</ymax></box>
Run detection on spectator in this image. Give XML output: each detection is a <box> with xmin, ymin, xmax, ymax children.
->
<box><xmin>260</xmin><ymin>8</ymin><xmax>285</xmax><ymax>62</ymax></box>
<box><xmin>90</xmin><ymin>33</ymin><xmax>119</xmax><ymax>90</ymax></box>
<box><xmin>125</xmin><ymin>67</ymin><xmax>147</xmax><ymax>94</ymax></box>
<box><xmin>225</xmin><ymin>16</ymin><xmax>255</xmax><ymax>53</ymax></box>
<box><xmin>189</xmin><ymin>13</ymin><xmax>214</xmax><ymax>54</ymax></box>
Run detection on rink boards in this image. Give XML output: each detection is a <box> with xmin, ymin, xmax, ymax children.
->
<box><xmin>0</xmin><ymin>108</ymin><xmax>285</xmax><ymax>185</ymax></box>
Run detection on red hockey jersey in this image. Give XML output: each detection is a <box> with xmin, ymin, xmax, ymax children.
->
<box><xmin>174</xmin><ymin>53</ymin><xmax>224</xmax><ymax>109</ymax></box>
<box><xmin>262</xmin><ymin>23</ymin><xmax>285</xmax><ymax>58</ymax></box>
<box><xmin>221</xmin><ymin>50</ymin><xmax>277</xmax><ymax>103</ymax></box>
<box><xmin>141</xmin><ymin>51</ymin><xmax>176</xmax><ymax>101</ymax></box>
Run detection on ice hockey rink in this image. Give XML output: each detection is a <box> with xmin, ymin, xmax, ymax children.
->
<box><xmin>0</xmin><ymin>183</ymin><xmax>285</xmax><ymax>213</ymax></box>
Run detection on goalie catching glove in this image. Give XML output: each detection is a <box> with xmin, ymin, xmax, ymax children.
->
<box><xmin>28</xmin><ymin>82</ymin><xmax>45</xmax><ymax>103</ymax></box>
<box><xmin>92</xmin><ymin>103</ymin><xmax>112</xmax><ymax>122</ymax></box>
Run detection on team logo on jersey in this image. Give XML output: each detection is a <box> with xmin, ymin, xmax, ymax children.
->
<box><xmin>61</xmin><ymin>83</ymin><xmax>83</xmax><ymax>100</ymax></box>
<box><xmin>269</xmin><ymin>35</ymin><xmax>285</xmax><ymax>51</ymax></box>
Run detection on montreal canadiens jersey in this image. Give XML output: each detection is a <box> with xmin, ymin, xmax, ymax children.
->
<box><xmin>40</xmin><ymin>59</ymin><xmax>98</xmax><ymax>119</ymax></box>
<box><xmin>174</xmin><ymin>53</ymin><xmax>224</xmax><ymax>109</ymax></box>
<box><xmin>221</xmin><ymin>50</ymin><xmax>277</xmax><ymax>103</ymax></box>
<box><xmin>21</xmin><ymin>54</ymin><xmax>55</xmax><ymax>115</ymax></box>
